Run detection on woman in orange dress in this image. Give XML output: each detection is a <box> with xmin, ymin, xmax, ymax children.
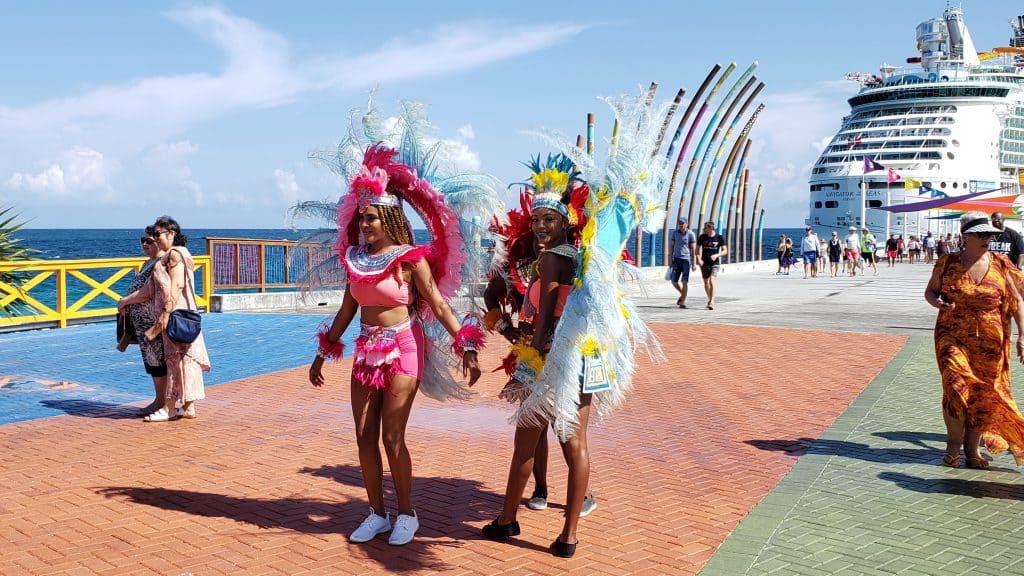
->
<box><xmin>925</xmin><ymin>211</ymin><xmax>1024</xmax><ymax>469</ymax></box>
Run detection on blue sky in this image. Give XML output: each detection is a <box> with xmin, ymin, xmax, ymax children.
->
<box><xmin>0</xmin><ymin>1</ymin><xmax>1017</xmax><ymax>228</ymax></box>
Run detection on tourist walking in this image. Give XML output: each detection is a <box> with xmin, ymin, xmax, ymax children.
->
<box><xmin>668</xmin><ymin>216</ymin><xmax>697</xmax><ymax>307</ymax></box>
<box><xmin>861</xmin><ymin>227</ymin><xmax>878</xmax><ymax>276</ymax></box>
<box><xmin>885</xmin><ymin>233</ymin><xmax>898</xmax><ymax>268</ymax></box>
<box><xmin>844</xmin><ymin>226</ymin><xmax>862</xmax><ymax>276</ymax></box>
<box><xmin>926</xmin><ymin>211</ymin><xmax>1024</xmax><ymax>469</ymax></box>
<box><xmin>989</xmin><ymin>211</ymin><xmax>1024</xmax><ymax>269</ymax></box>
<box><xmin>897</xmin><ymin>234</ymin><xmax>906</xmax><ymax>263</ymax></box>
<box><xmin>827</xmin><ymin>231</ymin><xmax>842</xmax><ymax>277</ymax></box>
<box><xmin>800</xmin><ymin>226</ymin><xmax>819</xmax><ymax>279</ymax></box>
<box><xmin>116</xmin><ymin>226</ymin><xmax>167</xmax><ymax>417</ymax></box>
<box><xmin>924</xmin><ymin>231</ymin><xmax>936</xmax><ymax>263</ymax></box>
<box><xmin>696</xmin><ymin>221</ymin><xmax>728</xmax><ymax>309</ymax></box>
<box><xmin>908</xmin><ymin>235</ymin><xmax>921</xmax><ymax>264</ymax></box>
<box><xmin>306</xmin><ymin>119</ymin><xmax>502</xmax><ymax>545</ymax></box>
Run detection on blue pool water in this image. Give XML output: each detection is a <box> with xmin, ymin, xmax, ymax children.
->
<box><xmin>0</xmin><ymin>313</ymin><xmax>359</xmax><ymax>425</ymax></box>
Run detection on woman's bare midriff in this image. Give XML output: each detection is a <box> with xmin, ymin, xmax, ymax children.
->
<box><xmin>359</xmin><ymin>305</ymin><xmax>410</xmax><ymax>327</ymax></box>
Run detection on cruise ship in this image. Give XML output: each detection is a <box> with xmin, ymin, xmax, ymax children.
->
<box><xmin>807</xmin><ymin>8</ymin><xmax>1024</xmax><ymax>238</ymax></box>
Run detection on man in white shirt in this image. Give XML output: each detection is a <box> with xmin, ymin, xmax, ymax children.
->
<box><xmin>844</xmin><ymin>225</ymin><xmax>863</xmax><ymax>276</ymax></box>
<box><xmin>800</xmin><ymin>227</ymin><xmax>820</xmax><ymax>279</ymax></box>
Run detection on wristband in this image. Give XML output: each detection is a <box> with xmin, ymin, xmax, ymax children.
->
<box><xmin>453</xmin><ymin>316</ymin><xmax>486</xmax><ymax>357</ymax></box>
<box><xmin>315</xmin><ymin>322</ymin><xmax>345</xmax><ymax>361</ymax></box>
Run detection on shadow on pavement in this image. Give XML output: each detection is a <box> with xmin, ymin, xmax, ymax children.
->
<box><xmin>299</xmin><ymin>463</ymin><xmax>552</xmax><ymax>553</ymax></box>
<box><xmin>96</xmin><ymin>485</ymin><xmax>450</xmax><ymax>573</ymax></box>
<box><xmin>40</xmin><ymin>399</ymin><xmax>140</xmax><ymax>419</ymax></box>
<box><xmin>746</xmin><ymin>436</ymin><xmax>939</xmax><ymax>465</ymax></box>
<box><xmin>871</xmin><ymin>430</ymin><xmax>946</xmax><ymax>449</ymax></box>
<box><xmin>878</xmin><ymin>471</ymin><xmax>1024</xmax><ymax>499</ymax></box>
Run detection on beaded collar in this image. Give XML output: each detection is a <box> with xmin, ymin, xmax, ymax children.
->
<box><xmin>342</xmin><ymin>244</ymin><xmax>427</xmax><ymax>283</ymax></box>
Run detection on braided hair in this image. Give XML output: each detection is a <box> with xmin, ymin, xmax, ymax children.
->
<box><xmin>377</xmin><ymin>203</ymin><xmax>413</xmax><ymax>245</ymax></box>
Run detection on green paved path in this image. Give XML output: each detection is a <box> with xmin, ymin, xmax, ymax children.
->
<box><xmin>703</xmin><ymin>335</ymin><xmax>1024</xmax><ymax>576</ymax></box>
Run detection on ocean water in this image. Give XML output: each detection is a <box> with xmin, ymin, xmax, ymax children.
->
<box><xmin>12</xmin><ymin>227</ymin><xmax>807</xmax><ymax>264</ymax></box>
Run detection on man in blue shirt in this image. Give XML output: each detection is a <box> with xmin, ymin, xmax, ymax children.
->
<box><xmin>668</xmin><ymin>216</ymin><xmax>697</xmax><ymax>308</ymax></box>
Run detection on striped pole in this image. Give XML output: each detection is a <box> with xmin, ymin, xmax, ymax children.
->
<box><xmin>586</xmin><ymin>113</ymin><xmax>595</xmax><ymax>156</ymax></box>
<box><xmin>750</xmin><ymin>185</ymin><xmax>764</xmax><ymax>261</ymax></box>
<box><xmin>680</xmin><ymin>63</ymin><xmax>737</xmax><ymax>225</ymax></box>
<box><xmin>688</xmin><ymin>61</ymin><xmax>759</xmax><ymax>226</ymax></box>
<box><xmin>712</xmin><ymin>82</ymin><xmax>765</xmax><ymax>230</ymax></box>
<box><xmin>660</xmin><ymin>65</ymin><xmax>722</xmax><ymax>263</ymax></box>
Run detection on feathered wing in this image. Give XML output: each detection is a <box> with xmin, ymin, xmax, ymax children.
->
<box><xmin>514</xmin><ymin>91</ymin><xmax>671</xmax><ymax>440</ymax></box>
<box><xmin>290</xmin><ymin>98</ymin><xmax>507</xmax><ymax>401</ymax></box>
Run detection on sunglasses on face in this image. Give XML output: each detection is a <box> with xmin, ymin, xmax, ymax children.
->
<box><xmin>141</xmin><ymin>237</ymin><xmax>155</xmax><ymax>245</ymax></box>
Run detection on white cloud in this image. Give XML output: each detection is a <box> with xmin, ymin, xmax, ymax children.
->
<box><xmin>6</xmin><ymin>146</ymin><xmax>116</xmax><ymax>197</ymax></box>
<box><xmin>457</xmin><ymin>124</ymin><xmax>476</xmax><ymax>140</ymax></box>
<box><xmin>743</xmin><ymin>81</ymin><xmax>854</xmax><ymax>223</ymax></box>
<box><xmin>0</xmin><ymin>6</ymin><xmax>586</xmax><ymax>219</ymax></box>
<box><xmin>273</xmin><ymin>168</ymin><xmax>302</xmax><ymax>204</ymax></box>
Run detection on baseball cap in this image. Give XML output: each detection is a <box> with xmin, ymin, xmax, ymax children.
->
<box><xmin>678</xmin><ymin>216</ymin><xmax>688</xmax><ymax>223</ymax></box>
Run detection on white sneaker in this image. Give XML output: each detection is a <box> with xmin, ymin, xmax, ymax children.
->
<box><xmin>388</xmin><ymin>511</ymin><xmax>419</xmax><ymax>545</ymax></box>
<box><xmin>579</xmin><ymin>495</ymin><xmax>597</xmax><ymax>518</ymax></box>
<box><xmin>349</xmin><ymin>508</ymin><xmax>391</xmax><ymax>543</ymax></box>
<box><xmin>526</xmin><ymin>488</ymin><xmax>548</xmax><ymax>511</ymax></box>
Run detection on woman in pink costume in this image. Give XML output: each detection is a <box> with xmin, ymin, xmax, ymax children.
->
<box><xmin>307</xmin><ymin>133</ymin><xmax>499</xmax><ymax>545</ymax></box>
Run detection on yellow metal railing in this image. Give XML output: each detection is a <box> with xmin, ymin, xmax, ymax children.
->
<box><xmin>0</xmin><ymin>256</ymin><xmax>212</xmax><ymax>330</ymax></box>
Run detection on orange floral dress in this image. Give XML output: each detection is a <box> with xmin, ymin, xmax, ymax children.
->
<box><xmin>935</xmin><ymin>253</ymin><xmax>1024</xmax><ymax>464</ymax></box>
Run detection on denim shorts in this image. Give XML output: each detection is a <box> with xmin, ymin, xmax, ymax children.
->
<box><xmin>669</xmin><ymin>257</ymin><xmax>691</xmax><ymax>283</ymax></box>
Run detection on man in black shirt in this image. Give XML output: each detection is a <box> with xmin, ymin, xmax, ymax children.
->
<box><xmin>696</xmin><ymin>221</ymin><xmax>728</xmax><ymax>310</ymax></box>
<box><xmin>989</xmin><ymin>212</ymin><xmax>1024</xmax><ymax>269</ymax></box>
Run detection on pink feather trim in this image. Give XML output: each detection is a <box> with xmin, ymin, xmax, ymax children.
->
<box><xmin>316</xmin><ymin>324</ymin><xmax>345</xmax><ymax>360</ymax></box>
<box><xmin>333</xmin><ymin>143</ymin><xmax>468</xmax><ymax>317</ymax></box>
<box><xmin>452</xmin><ymin>324</ymin><xmax>486</xmax><ymax>357</ymax></box>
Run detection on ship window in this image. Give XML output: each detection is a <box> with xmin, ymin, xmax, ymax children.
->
<box><xmin>952</xmin><ymin>182</ymin><xmax>958</xmax><ymax>189</ymax></box>
<box><xmin>849</xmin><ymin>86</ymin><xmax>1010</xmax><ymax>107</ymax></box>
<box><xmin>814</xmin><ymin>201</ymin><xmax>823</xmax><ymax>208</ymax></box>
<box><xmin>947</xmin><ymin>152</ymin><xmax>955</xmax><ymax>160</ymax></box>
<box><xmin>867</xmin><ymin>200</ymin><xmax>883</xmax><ymax>208</ymax></box>
<box><xmin>825</xmin><ymin>201</ymin><xmax>839</xmax><ymax>208</ymax></box>
<box><xmin>941</xmin><ymin>182</ymin><xmax>947</xmax><ymax>188</ymax></box>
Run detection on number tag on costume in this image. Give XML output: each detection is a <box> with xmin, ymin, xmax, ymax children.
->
<box><xmin>513</xmin><ymin>360</ymin><xmax>538</xmax><ymax>388</ymax></box>
<box><xmin>581</xmin><ymin>354</ymin><xmax>611</xmax><ymax>393</ymax></box>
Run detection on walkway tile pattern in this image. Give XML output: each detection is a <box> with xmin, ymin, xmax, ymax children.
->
<box><xmin>703</xmin><ymin>334</ymin><xmax>1024</xmax><ymax>576</ymax></box>
<box><xmin>0</xmin><ymin>323</ymin><xmax>899</xmax><ymax>575</ymax></box>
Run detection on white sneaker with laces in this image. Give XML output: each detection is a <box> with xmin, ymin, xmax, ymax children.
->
<box><xmin>526</xmin><ymin>491</ymin><xmax>548</xmax><ymax>511</ymax></box>
<box><xmin>349</xmin><ymin>508</ymin><xmax>391</xmax><ymax>543</ymax></box>
<box><xmin>579</xmin><ymin>495</ymin><xmax>597</xmax><ymax>518</ymax></box>
<box><xmin>388</xmin><ymin>511</ymin><xmax>419</xmax><ymax>545</ymax></box>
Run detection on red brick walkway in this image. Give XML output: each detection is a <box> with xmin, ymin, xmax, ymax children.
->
<box><xmin>0</xmin><ymin>324</ymin><xmax>904</xmax><ymax>575</ymax></box>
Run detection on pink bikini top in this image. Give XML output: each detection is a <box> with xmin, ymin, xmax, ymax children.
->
<box><xmin>347</xmin><ymin>273</ymin><xmax>412</xmax><ymax>307</ymax></box>
<box><xmin>520</xmin><ymin>244</ymin><xmax>577</xmax><ymax>323</ymax></box>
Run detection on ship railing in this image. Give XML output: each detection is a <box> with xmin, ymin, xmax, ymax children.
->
<box><xmin>0</xmin><ymin>256</ymin><xmax>212</xmax><ymax>332</ymax></box>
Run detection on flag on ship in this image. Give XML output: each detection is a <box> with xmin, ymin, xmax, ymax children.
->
<box><xmin>904</xmin><ymin>177</ymin><xmax>922</xmax><ymax>190</ymax></box>
<box><xmin>848</xmin><ymin>134</ymin><xmax>862</xmax><ymax>149</ymax></box>
<box><xmin>863</xmin><ymin>156</ymin><xmax>884</xmax><ymax>173</ymax></box>
<box><xmin>886</xmin><ymin>167</ymin><xmax>901</xmax><ymax>184</ymax></box>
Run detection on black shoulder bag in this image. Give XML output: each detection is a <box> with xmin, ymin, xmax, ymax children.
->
<box><xmin>166</xmin><ymin>251</ymin><xmax>202</xmax><ymax>344</ymax></box>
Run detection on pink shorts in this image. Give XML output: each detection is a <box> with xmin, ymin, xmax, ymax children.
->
<box><xmin>353</xmin><ymin>317</ymin><xmax>424</xmax><ymax>389</ymax></box>
<box><xmin>844</xmin><ymin>249</ymin><xmax>859</xmax><ymax>261</ymax></box>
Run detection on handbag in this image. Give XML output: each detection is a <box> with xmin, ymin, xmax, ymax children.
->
<box><xmin>166</xmin><ymin>250</ymin><xmax>202</xmax><ymax>344</ymax></box>
<box><xmin>116</xmin><ymin>312</ymin><xmax>138</xmax><ymax>346</ymax></box>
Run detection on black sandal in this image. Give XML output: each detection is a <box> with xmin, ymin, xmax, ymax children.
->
<box><xmin>482</xmin><ymin>517</ymin><xmax>521</xmax><ymax>541</ymax></box>
<box><xmin>551</xmin><ymin>537</ymin><xmax>578</xmax><ymax>558</ymax></box>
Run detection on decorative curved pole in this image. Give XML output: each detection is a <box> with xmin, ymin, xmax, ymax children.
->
<box><xmin>635</xmin><ymin>82</ymin><xmax>659</xmax><ymax>264</ymax></box>
<box><xmin>586</xmin><ymin>113</ymin><xmax>595</xmax><ymax>156</ymax></box>
<box><xmin>700</xmin><ymin>77</ymin><xmax>758</xmax><ymax>230</ymax></box>
<box><xmin>688</xmin><ymin>61</ymin><xmax>759</xmax><ymax>226</ymax></box>
<box><xmin>739</xmin><ymin>168</ymin><xmax>751</xmax><ymax>261</ymax></box>
<box><xmin>680</xmin><ymin>63</ymin><xmax>738</xmax><ymax>226</ymax></box>
<box><xmin>660</xmin><ymin>64</ymin><xmax>722</xmax><ymax>262</ymax></box>
<box><xmin>750</xmin><ymin>184</ymin><xmax>764</xmax><ymax>261</ymax></box>
<box><xmin>755</xmin><ymin>206</ymin><xmax>766</xmax><ymax>263</ymax></box>
<box><xmin>653</xmin><ymin>89</ymin><xmax>686</xmax><ymax>157</ymax></box>
<box><xmin>723</xmin><ymin>106</ymin><xmax>763</xmax><ymax>261</ymax></box>
<box><xmin>723</xmin><ymin>138</ymin><xmax>751</xmax><ymax>263</ymax></box>
<box><xmin>721</xmin><ymin>139</ymin><xmax>746</xmax><ymax>263</ymax></box>
<box><xmin>712</xmin><ymin>83</ymin><xmax>765</xmax><ymax>230</ymax></box>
